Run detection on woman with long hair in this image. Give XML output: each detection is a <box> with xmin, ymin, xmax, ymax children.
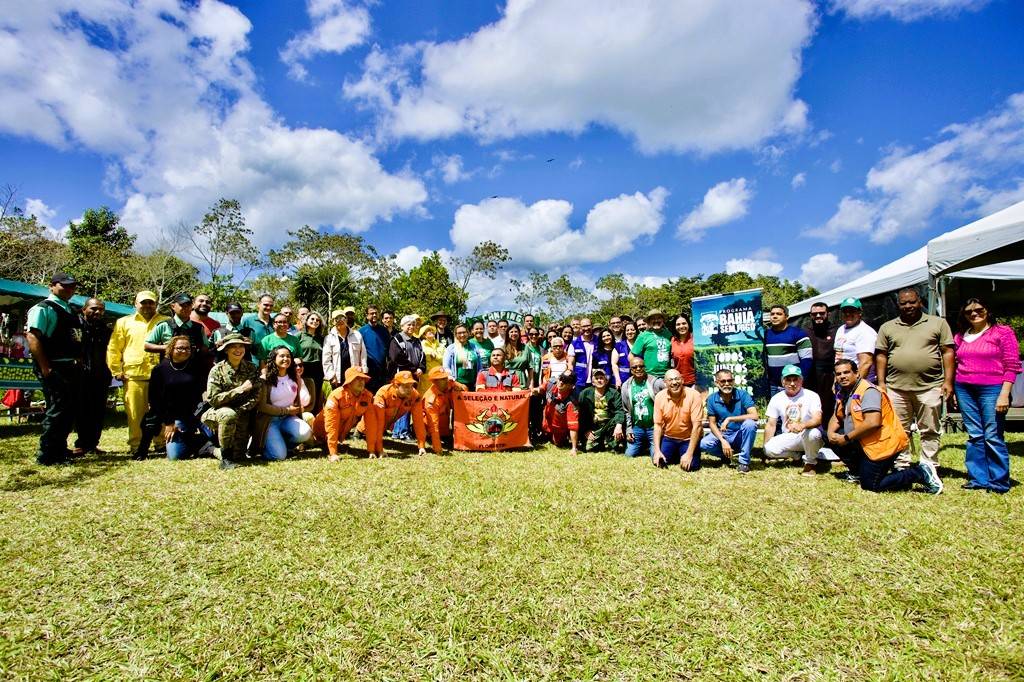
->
<box><xmin>504</xmin><ymin>324</ymin><xmax>534</xmax><ymax>389</ymax></box>
<box><xmin>443</xmin><ymin>324</ymin><xmax>481</xmax><ymax>391</ymax></box>
<box><xmin>298</xmin><ymin>311</ymin><xmax>326</xmax><ymax>412</ymax></box>
<box><xmin>953</xmin><ymin>297</ymin><xmax>1021</xmax><ymax>493</ymax></box>
<box><xmin>593</xmin><ymin>328</ymin><xmax>619</xmax><ymax>387</ymax></box>
<box><xmin>561</xmin><ymin>325</ymin><xmax>574</xmax><ymax>345</ymax></box>
<box><xmin>255</xmin><ymin>346</ymin><xmax>313</xmax><ymax>461</ymax></box>
<box><xmin>612</xmin><ymin>322</ymin><xmax>638</xmax><ymax>386</ymax></box>
<box><xmin>671</xmin><ymin>314</ymin><xmax>696</xmax><ymax>387</ymax></box>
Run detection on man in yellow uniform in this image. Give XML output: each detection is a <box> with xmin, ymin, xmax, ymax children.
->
<box><xmin>106</xmin><ymin>291</ymin><xmax>168</xmax><ymax>454</ymax></box>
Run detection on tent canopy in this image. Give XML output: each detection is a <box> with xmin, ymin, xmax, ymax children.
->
<box><xmin>928</xmin><ymin>200</ymin><xmax>1024</xmax><ymax>277</ymax></box>
<box><xmin>789</xmin><ymin>248</ymin><xmax>1024</xmax><ymax>317</ymax></box>
<box><xmin>0</xmin><ymin>278</ymin><xmax>135</xmax><ymax>317</ymax></box>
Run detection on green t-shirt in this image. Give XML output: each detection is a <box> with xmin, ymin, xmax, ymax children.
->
<box><xmin>259</xmin><ymin>333</ymin><xmax>302</xmax><ymax>362</ymax></box>
<box><xmin>631</xmin><ymin>328</ymin><xmax>673</xmax><ymax>377</ymax></box>
<box><xmin>145</xmin><ymin>315</ymin><xmax>209</xmax><ymax>347</ymax></box>
<box><xmin>469</xmin><ymin>338</ymin><xmax>494</xmax><ymax>367</ymax></box>
<box><xmin>629</xmin><ymin>380</ymin><xmax>655</xmax><ymax>428</ymax></box>
<box><xmin>239</xmin><ymin>314</ymin><xmax>274</xmax><ymax>347</ymax></box>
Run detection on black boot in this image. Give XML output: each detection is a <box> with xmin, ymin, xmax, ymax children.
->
<box><xmin>218</xmin><ymin>447</ymin><xmax>240</xmax><ymax>470</ymax></box>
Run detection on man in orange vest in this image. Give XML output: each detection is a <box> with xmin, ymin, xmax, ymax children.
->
<box><xmin>827</xmin><ymin>359</ymin><xmax>943</xmax><ymax>494</ymax></box>
<box><xmin>364</xmin><ymin>371</ymin><xmax>425</xmax><ymax>458</ymax></box>
<box><xmin>311</xmin><ymin>366</ymin><xmax>373</xmax><ymax>461</ymax></box>
<box><xmin>417</xmin><ymin>366</ymin><xmax>467</xmax><ymax>454</ymax></box>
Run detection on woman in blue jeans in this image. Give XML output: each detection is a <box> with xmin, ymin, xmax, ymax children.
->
<box><xmin>146</xmin><ymin>335</ymin><xmax>212</xmax><ymax>460</ymax></box>
<box><xmin>953</xmin><ymin>298</ymin><xmax>1021</xmax><ymax>493</ymax></box>
<box><xmin>256</xmin><ymin>347</ymin><xmax>313</xmax><ymax>461</ymax></box>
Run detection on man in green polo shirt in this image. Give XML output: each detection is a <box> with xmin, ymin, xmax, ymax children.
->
<box><xmin>630</xmin><ymin>308</ymin><xmax>674</xmax><ymax>378</ymax></box>
<box><xmin>25</xmin><ymin>272</ymin><xmax>83</xmax><ymax>465</ymax></box>
<box><xmin>258</xmin><ymin>312</ymin><xmax>302</xmax><ymax>363</ymax></box>
<box><xmin>875</xmin><ymin>287</ymin><xmax>955</xmax><ymax>469</ymax></box>
<box><xmin>239</xmin><ymin>293</ymin><xmax>275</xmax><ymax>347</ymax></box>
<box><xmin>144</xmin><ymin>293</ymin><xmax>211</xmax><ymax>363</ymax></box>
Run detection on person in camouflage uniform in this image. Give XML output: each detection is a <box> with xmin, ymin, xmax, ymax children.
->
<box><xmin>202</xmin><ymin>333</ymin><xmax>261</xmax><ymax>469</ymax></box>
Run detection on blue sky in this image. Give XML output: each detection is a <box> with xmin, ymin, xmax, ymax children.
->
<box><xmin>2</xmin><ymin>0</ymin><xmax>1023</xmax><ymax>311</ymax></box>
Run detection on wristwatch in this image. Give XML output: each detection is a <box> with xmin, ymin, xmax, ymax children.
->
<box><xmin>843</xmin><ymin>434</ymin><xmax>850</xmax><ymax>444</ymax></box>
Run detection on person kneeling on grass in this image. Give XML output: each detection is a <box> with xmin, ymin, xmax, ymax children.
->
<box><xmin>202</xmin><ymin>333</ymin><xmax>261</xmax><ymax>470</ymax></box>
<box><xmin>252</xmin><ymin>347</ymin><xmax>313</xmax><ymax>462</ymax></box>
<box><xmin>543</xmin><ymin>371</ymin><xmax>580</xmax><ymax>454</ymax></box>
<box><xmin>652</xmin><ymin>369</ymin><xmax>704</xmax><ymax>470</ymax></box>
<box><xmin>763</xmin><ymin>364</ymin><xmax>823</xmax><ymax>477</ymax></box>
<box><xmin>144</xmin><ymin>335</ymin><xmax>214</xmax><ymax>461</ymax></box>
<box><xmin>312</xmin><ymin>366</ymin><xmax>373</xmax><ymax>462</ymax></box>
<box><xmin>577</xmin><ymin>369</ymin><xmax>625</xmax><ymax>453</ymax></box>
<box><xmin>364</xmin><ymin>371</ymin><xmax>425</xmax><ymax>458</ymax></box>
<box><xmin>417</xmin><ymin>366</ymin><xmax>467</xmax><ymax>455</ymax></box>
<box><xmin>827</xmin><ymin>359</ymin><xmax>943</xmax><ymax>494</ymax></box>
<box><xmin>700</xmin><ymin>369</ymin><xmax>759</xmax><ymax>474</ymax></box>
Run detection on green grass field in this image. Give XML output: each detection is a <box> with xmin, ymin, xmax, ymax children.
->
<box><xmin>1</xmin><ymin>416</ymin><xmax>1022</xmax><ymax>680</ymax></box>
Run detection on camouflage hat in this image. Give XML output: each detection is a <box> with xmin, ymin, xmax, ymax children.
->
<box><xmin>216</xmin><ymin>332</ymin><xmax>250</xmax><ymax>350</ymax></box>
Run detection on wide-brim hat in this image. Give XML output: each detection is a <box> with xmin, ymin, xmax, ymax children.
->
<box><xmin>216</xmin><ymin>332</ymin><xmax>250</xmax><ymax>350</ymax></box>
<box><xmin>343</xmin><ymin>367</ymin><xmax>370</xmax><ymax>385</ymax></box>
<box><xmin>645</xmin><ymin>308</ymin><xmax>665</xmax><ymax>322</ymax></box>
<box><xmin>430</xmin><ymin>311</ymin><xmax>449</xmax><ymax>320</ymax></box>
<box><xmin>392</xmin><ymin>370</ymin><xmax>417</xmax><ymax>385</ymax></box>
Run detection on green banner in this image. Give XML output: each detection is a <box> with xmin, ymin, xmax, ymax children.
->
<box><xmin>0</xmin><ymin>358</ymin><xmax>41</xmax><ymax>389</ymax></box>
<box><xmin>465</xmin><ymin>310</ymin><xmax>525</xmax><ymax>326</ymax></box>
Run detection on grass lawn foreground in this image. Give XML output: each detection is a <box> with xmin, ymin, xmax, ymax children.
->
<box><xmin>1</xmin><ymin>416</ymin><xmax>1022</xmax><ymax>679</ymax></box>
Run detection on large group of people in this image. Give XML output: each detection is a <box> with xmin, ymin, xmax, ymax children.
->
<box><xmin>17</xmin><ymin>272</ymin><xmax>1021</xmax><ymax>494</ymax></box>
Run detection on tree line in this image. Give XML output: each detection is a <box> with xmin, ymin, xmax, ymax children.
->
<box><xmin>0</xmin><ymin>186</ymin><xmax>818</xmax><ymax>322</ymax></box>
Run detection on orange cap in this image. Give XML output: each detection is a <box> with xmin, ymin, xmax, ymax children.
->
<box><xmin>392</xmin><ymin>370</ymin><xmax>416</xmax><ymax>385</ymax></box>
<box><xmin>427</xmin><ymin>366</ymin><xmax>450</xmax><ymax>381</ymax></box>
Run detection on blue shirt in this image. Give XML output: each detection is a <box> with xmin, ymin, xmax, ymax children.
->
<box><xmin>706</xmin><ymin>389</ymin><xmax>755</xmax><ymax>433</ymax></box>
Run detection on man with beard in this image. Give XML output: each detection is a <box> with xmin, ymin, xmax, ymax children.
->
<box><xmin>699</xmin><ymin>369</ymin><xmax>758</xmax><ymax>474</ymax></box>
<box><xmin>73</xmin><ymin>298</ymin><xmax>113</xmax><ymax>457</ymax></box>
<box><xmin>631</xmin><ymin>309</ymin><xmax>673</xmax><ymax>378</ymax></box>
<box><xmin>807</xmin><ymin>301</ymin><xmax>836</xmax><ymax>436</ymax></box>
<box><xmin>190</xmin><ymin>293</ymin><xmax>220</xmax><ymax>336</ymax></box>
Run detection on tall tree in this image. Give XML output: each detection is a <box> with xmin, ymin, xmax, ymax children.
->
<box><xmin>130</xmin><ymin>248</ymin><xmax>201</xmax><ymax>309</ymax></box>
<box><xmin>393</xmin><ymin>251</ymin><xmax>467</xmax><ymax>320</ymax></box>
<box><xmin>510</xmin><ymin>271</ymin><xmax>551</xmax><ymax>315</ymax></box>
<box><xmin>64</xmin><ymin>206</ymin><xmax>137</xmax><ymax>301</ymax></box>
<box><xmin>449</xmin><ymin>240</ymin><xmax>511</xmax><ymax>312</ymax></box>
<box><xmin>185</xmin><ymin>199</ymin><xmax>260</xmax><ymax>308</ymax></box>
<box><xmin>545</xmin><ymin>274</ymin><xmax>598</xmax><ymax>322</ymax></box>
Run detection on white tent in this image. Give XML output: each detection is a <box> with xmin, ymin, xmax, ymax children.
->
<box><xmin>790</xmin><ymin>248</ymin><xmax>1024</xmax><ymax>317</ymax></box>
<box><xmin>928</xmin><ymin>200</ymin><xmax>1024</xmax><ymax>278</ymax></box>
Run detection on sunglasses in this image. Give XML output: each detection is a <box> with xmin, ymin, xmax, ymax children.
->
<box><xmin>964</xmin><ymin>307</ymin><xmax>986</xmax><ymax>316</ymax></box>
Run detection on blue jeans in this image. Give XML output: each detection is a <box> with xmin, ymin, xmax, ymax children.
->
<box><xmin>625</xmin><ymin>426</ymin><xmax>654</xmax><ymax>457</ymax></box>
<box><xmin>264</xmin><ymin>416</ymin><xmax>313</xmax><ymax>461</ymax></box>
<box><xmin>165</xmin><ymin>419</ymin><xmax>210</xmax><ymax>460</ymax></box>
<box><xmin>699</xmin><ymin>419</ymin><xmax>757</xmax><ymax>465</ymax></box>
<box><xmin>391</xmin><ymin>412</ymin><xmax>412</xmax><ymax>439</ymax></box>
<box><xmin>956</xmin><ymin>382</ymin><xmax>1010</xmax><ymax>493</ymax></box>
<box><xmin>659</xmin><ymin>436</ymin><xmax>698</xmax><ymax>470</ymax></box>
<box><xmin>859</xmin><ymin>452</ymin><xmax>926</xmax><ymax>492</ymax></box>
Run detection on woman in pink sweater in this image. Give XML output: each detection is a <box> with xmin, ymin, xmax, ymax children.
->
<box><xmin>953</xmin><ymin>298</ymin><xmax>1021</xmax><ymax>493</ymax></box>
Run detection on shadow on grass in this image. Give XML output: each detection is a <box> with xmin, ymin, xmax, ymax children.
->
<box><xmin>1</xmin><ymin>452</ymin><xmax>127</xmax><ymax>493</ymax></box>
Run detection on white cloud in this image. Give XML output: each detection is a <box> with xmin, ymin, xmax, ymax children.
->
<box><xmin>966</xmin><ymin>179</ymin><xmax>1024</xmax><ymax>217</ymax></box>
<box><xmin>434</xmin><ymin>154</ymin><xmax>474</xmax><ymax>184</ymax></box>
<box><xmin>811</xmin><ymin>92</ymin><xmax>1024</xmax><ymax>243</ymax></box>
<box><xmin>280</xmin><ymin>0</ymin><xmax>371</xmax><ymax>81</ymax></box>
<box><xmin>832</xmin><ymin>0</ymin><xmax>989</xmax><ymax>22</ymax></box>
<box><xmin>392</xmin><ymin>245</ymin><xmax>454</xmax><ymax>271</ymax></box>
<box><xmin>0</xmin><ymin>1</ymin><xmax>426</xmax><ymax>248</ymax></box>
<box><xmin>569</xmin><ymin>156</ymin><xmax>584</xmax><ymax>171</ymax></box>
<box><xmin>344</xmin><ymin>0</ymin><xmax>815</xmax><ymax>154</ymax></box>
<box><xmin>829</xmin><ymin>158</ymin><xmax>843</xmax><ymax>173</ymax></box>
<box><xmin>726</xmin><ymin>258</ymin><xmax>784</xmax><ymax>277</ymax></box>
<box><xmin>450</xmin><ymin>187</ymin><xmax>668</xmax><ymax>267</ymax></box>
<box><xmin>677</xmin><ymin>178</ymin><xmax>753</xmax><ymax>241</ymax></box>
<box><xmin>622</xmin><ymin>274</ymin><xmax>672</xmax><ymax>288</ymax></box>
<box><xmin>799</xmin><ymin>253</ymin><xmax>867</xmax><ymax>291</ymax></box>
<box><xmin>791</xmin><ymin>172</ymin><xmax>807</xmax><ymax>189</ymax></box>
<box><xmin>24</xmin><ymin>198</ymin><xmax>57</xmax><ymax>226</ymax></box>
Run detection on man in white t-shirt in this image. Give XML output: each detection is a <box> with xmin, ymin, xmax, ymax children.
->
<box><xmin>763</xmin><ymin>364</ymin><xmax>823</xmax><ymax>476</ymax></box>
<box><xmin>833</xmin><ymin>297</ymin><xmax>877</xmax><ymax>381</ymax></box>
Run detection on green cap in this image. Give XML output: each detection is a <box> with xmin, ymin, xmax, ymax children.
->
<box><xmin>781</xmin><ymin>364</ymin><xmax>802</xmax><ymax>378</ymax></box>
<box><xmin>839</xmin><ymin>297</ymin><xmax>862</xmax><ymax>310</ymax></box>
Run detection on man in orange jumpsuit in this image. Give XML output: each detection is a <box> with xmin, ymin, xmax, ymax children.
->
<box><xmin>417</xmin><ymin>366</ymin><xmax>467</xmax><ymax>454</ymax></box>
<box><xmin>364</xmin><ymin>370</ymin><xmax>425</xmax><ymax>458</ymax></box>
<box><xmin>312</xmin><ymin>366</ymin><xmax>373</xmax><ymax>461</ymax></box>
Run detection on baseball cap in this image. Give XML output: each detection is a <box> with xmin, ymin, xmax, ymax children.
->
<box><xmin>781</xmin><ymin>364</ymin><xmax>802</xmax><ymax>378</ymax></box>
<box><xmin>839</xmin><ymin>297</ymin><xmax>862</xmax><ymax>310</ymax></box>
<box><xmin>226</xmin><ymin>303</ymin><xmax>243</xmax><ymax>313</ymax></box>
<box><xmin>173</xmin><ymin>293</ymin><xmax>193</xmax><ymax>305</ymax></box>
<box><xmin>343</xmin><ymin>367</ymin><xmax>370</xmax><ymax>385</ymax></box>
<box><xmin>330</xmin><ymin>309</ymin><xmax>345</xmax><ymax>321</ymax></box>
<box><xmin>427</xmin><ymin>366</ymin><xmax>450</xmax><ymax>381</ymax></box>
<box><xmin>342</xmin><ymin>306</ymin><xmax>356</xmax><ymax>315</ymax></box>
<box><xmin>592</xmin><ymin>368</ymin><xmax>607</xmax><ymax>378</ymax></box>
<box><xmin>51</xmin><ymin>272</ymin><xmax>78</xmax><ymax>286</ymax></box>
<box><xmin>135</xmin><ymin>290</ymin><xmax>157</xmax><ymax>304</ymax></box>
<box><xmin>392</xmin><ymin>370</ymin><xmax>417</xmax><ymax>385</ymax></box>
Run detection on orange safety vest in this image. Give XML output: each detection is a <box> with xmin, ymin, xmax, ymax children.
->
<box><xmin>834</xmin><ymin>379</ymin><xmax>909</xmax><ymax>461</ymax></box>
